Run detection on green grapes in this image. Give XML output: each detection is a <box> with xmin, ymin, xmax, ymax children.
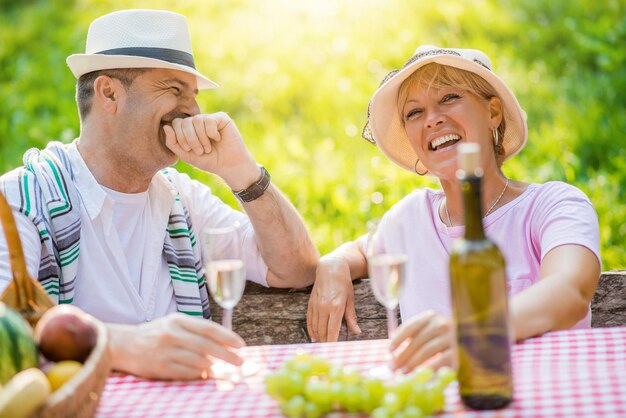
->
<box><xmin>264</xmin><ymin>353</ymin><xmax>457</xmax><ymax>417</ymax></box>
<box><xmin>281</xmin><ymin>395</ymin><xmax>306</xmax><ymax>418</ymax></box>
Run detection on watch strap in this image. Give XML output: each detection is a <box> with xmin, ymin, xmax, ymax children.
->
<box><xmin>232</xmin><ymin>166</ymin><xmax>271</xmax><ymax>202</ymax></box>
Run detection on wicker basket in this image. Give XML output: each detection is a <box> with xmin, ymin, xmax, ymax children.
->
<box><xmin>32</xmin><ymin>315</ymin><xmax>111</xmax><ymax>418</ymax></box>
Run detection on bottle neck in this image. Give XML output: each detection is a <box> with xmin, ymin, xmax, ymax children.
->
<box><xmin>462</xmin><ymin>175</ymin><xmax>486</xmax><ymax>240</ymax></box>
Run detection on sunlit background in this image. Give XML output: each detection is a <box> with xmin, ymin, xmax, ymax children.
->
<box><xmin>1</xmin><ymin>0</ymin><xmax>624</xmax><ymax>269</ymax></box>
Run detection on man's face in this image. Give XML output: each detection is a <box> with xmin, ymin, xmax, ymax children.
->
<box><xmin>117</xmin><ymin>68</ymin><xmax>200</xmax><ymax>171</ymax></box>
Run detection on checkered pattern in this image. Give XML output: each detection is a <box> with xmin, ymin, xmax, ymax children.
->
<box><xmin>95</xmin><ymin>327</ymin><xmax>626</xmax><ymax>417</ymax></box>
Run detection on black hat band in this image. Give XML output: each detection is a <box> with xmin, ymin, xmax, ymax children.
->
<box><xmin>96</xmin><ymin>47</ymin><xmax>195</xmax><ymax>69</ymax></box>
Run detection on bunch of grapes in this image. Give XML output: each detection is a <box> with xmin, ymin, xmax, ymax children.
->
<box><xmin>264</xmin><ymin>352</ymin><xmax>456</xmax><ymax>418</ymax></box>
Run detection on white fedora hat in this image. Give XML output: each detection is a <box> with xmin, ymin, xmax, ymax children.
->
<box><xmin>66</xmin><ymin>9</ymin><xmax>218</xmax><ymax>90</ymax></box>
<box><xmin>362</xmin><ymin>45</ymin><xmax>527</xmax><ymax>173</ymax></box>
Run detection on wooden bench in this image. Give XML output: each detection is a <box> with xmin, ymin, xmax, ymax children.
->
<box><xmin>591</xmin><ymin>270</ymin><xmax>626</xmax><ymax>327</ymax></box>
<box><xmin>210</xmin><ymin>270</ymin><xmax>626</xmax><ymax>346</ymax></box>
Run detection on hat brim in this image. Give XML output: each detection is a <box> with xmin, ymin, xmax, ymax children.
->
<box><xmin>66</xmin><ymin>54</ymin><xmax>218</xmax><ymax>90</ymax></box>
<box><xmin>369</xmin><ymin>54</ymin><xmax>527</xmax><ymax>173</ymax></box>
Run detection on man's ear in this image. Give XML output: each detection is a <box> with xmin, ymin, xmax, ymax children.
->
<box><xmin>488</xmin><ymin>96</ymin><xmax>504</xmax><ymax>127</ymax></box>
<box><xmin>93</xmin><ymin>75</ymin><xmax>122</xmax><ymax>114</ymax></box>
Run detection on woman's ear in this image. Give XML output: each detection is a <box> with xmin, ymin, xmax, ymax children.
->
<box><xmin>93</xmin><ymin>75</ymin><xmax>122</xmax><ymax>114</ymax></box>
<box><xmin>488</xmin><ymin>96</ymin><xmax>504</xmax><ymax>128</ymax></box>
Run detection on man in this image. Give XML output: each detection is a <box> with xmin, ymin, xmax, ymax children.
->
<box><xmin>0</xmin><ymin>9</ymin><xmax>318</xmax><ymax>380</ymax></box>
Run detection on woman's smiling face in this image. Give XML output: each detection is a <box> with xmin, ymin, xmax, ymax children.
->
<box><xmin>402</xmin><ymin>81</ymin><xmax>500</xmax><ymax>179</ymax></box>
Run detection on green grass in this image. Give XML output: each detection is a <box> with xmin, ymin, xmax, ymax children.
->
<box><xmin>1</xmin><ymin>0</ymin><xmax>624</xmax><ymax>270</ymax></box>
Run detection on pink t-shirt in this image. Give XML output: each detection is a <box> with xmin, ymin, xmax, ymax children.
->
<box><xmin>358</xmin><ymin>181</ymin><xmax>601</xmax><ymax>329</ymax></box>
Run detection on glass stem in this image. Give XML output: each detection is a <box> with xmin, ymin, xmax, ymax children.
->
<box><xmin>387</xmin><ymin>307</ymin><xmax>398</xmax><ymax>338</ymax></box>
<box><xmin>222</xmin><ymin>308</ymin><xmax>233</xmax><ymax>331</ymax></box>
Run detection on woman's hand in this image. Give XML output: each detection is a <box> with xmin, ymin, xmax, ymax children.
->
<box><xmin>306</xmin><ymin>255</ymin><xmax>362</xmax><ymax>342</ymax></box>
<box><xmin>390</xmin><ymin>310</ymin><xmax>455</xmax><ymax>373</ymax></box>
<box><xmin>107</xmin><ymin>313</ymin><xmax>245</xmax><ymax>380</ymax></box>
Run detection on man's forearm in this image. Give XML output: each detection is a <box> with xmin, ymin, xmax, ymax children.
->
<box><xmin>241</xmin><ymin>184</ymin><xmax>319</xmax><ymax>288</ymax></box>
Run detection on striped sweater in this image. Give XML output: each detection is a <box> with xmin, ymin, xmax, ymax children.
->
<box><xmin>0</xmin><ymin>142</ymin><xmax>211</xmax><ymax>318</ymax></box>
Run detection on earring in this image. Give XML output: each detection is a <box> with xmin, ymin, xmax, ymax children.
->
<box><xmin>414</xmin><ymin>158</ymin><xmax>428</xmax><ymax>176</ymax></box>
<box><xmin>492</xmin><ymin>128</ymin><xmax>500</xmax><ymax>146</ymax></box>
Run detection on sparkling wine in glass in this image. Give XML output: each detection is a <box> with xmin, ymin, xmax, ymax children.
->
<box><xmin>366</xmin><ymin>220</ymin><xmax>407</xmax><ymax>379</ymax></box>
<box><xmin>203</xmin><ymin>223</ymin><xmax>259</xmax><ymax>380</ymax></box>
<box><xmin>369</xmin><ymin>252</ymin><xmax>407</xmax><ymax>336</ymax></box>
<box><xmin>206</xmin><ymin>258</ymin><xmax>245</xmax><ymax>330</ymax></box>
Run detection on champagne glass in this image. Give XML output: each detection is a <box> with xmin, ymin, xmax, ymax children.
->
<box><xmin>366</xmin><ymin>220</ymin><xmax>407</xmax><ymax>379</ymax></box>
<box><xmin>203</xmin><ymin>223</ymin><xmax>259</xmax><ymax>381</ymax></box>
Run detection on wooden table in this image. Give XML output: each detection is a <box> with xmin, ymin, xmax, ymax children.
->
<box><xmin>95</xmin><ymin>326</ymin><xmax>626</xmax><ymax>417</ymax></box>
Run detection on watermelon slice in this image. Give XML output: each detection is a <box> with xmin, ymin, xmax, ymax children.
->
<box><xmin>0</xmin><ymin>302</ymin><xmax>38</xmax><ymax>384</ymax></box>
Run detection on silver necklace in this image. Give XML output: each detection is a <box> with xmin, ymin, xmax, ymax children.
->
<box><xmin>444</xmin><ymin>178</ymin><xmax>509</xmax><ymax>227</ymax></box>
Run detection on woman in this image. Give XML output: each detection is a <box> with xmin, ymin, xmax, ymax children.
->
<box><xmin>306</xmin><ymin>46</ymin><xmax>601</xmax><ymax>373</ymax></box>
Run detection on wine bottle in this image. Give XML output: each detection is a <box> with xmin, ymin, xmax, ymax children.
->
<box><xmin>449</xmin><ymin>142</ymin><xmax>513</xmax><ymax>410</ymax></box>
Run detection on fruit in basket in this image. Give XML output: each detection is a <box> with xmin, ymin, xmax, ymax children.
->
<box><xmin>34</xmin><ymin>305</ymin><xmax>97</xmax><ymax>363</ymax></box>
<box><xmin>0</xmin><ymin>367</ymin><xmax>50</xmax><ymax>418</ymax></box>
<box><xmin>44</xmin><ymin>360</ymin><xmax>83</xmax><ymax>392</ymax></box>
<box><xmin>0</xmin><ymin>303</ymin><xmax>39</xmax><ymax>385</ymax></box>
<box><xmin>264</xmin><ymin>352</ymin><xmax>457</xmax><ymax>418</ymax></box>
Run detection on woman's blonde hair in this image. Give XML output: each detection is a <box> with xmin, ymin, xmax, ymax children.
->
<box><xmin>397</xmin><ymin>63</ymin><xmax>506</xmax><ymax>163</ymax></box>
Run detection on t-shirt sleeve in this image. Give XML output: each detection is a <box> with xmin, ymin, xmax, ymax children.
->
<box><xmin>531</xmin><ymin>182</ymin><xmax>601</xmax><ymax>269</ymax></box>
<box><xmin>0</xmin><ymin>210</ymin><xmax>42</xmax><ymax>293</ymax></box>
<box><xmin>355</xmin><ymin>215</ymin><xmax>394</xmax><ymax>257</ymax></box>
<box><xmin>355</xmin><ymin>190</ymin><xmax>425</xmax><ymax>257</ymax></box>
<box><xmin>167</xmin><ymin>170</ymin><xmax>269</xmax><ymax>287</ymax></box>
<box><xmin>355</xmin><ymin>233</ymin><xmax>369</xmax><ymax>257</ymax></box>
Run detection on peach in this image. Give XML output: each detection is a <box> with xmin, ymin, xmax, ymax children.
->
<box><xmin>34</xmin><ymin>305</ymin><xmax>97</xmax><ymax>363</ymax></box>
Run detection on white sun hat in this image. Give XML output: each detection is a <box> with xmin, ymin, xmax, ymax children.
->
<box><xmin>362</xmin><ymin>45</ymin><xmax>527</xmax><ymax>173</ymax></box>
<box><xmin>66</xmin><ymin>9</ymin><xmax>218</xmax><ymax>90</ymax></box>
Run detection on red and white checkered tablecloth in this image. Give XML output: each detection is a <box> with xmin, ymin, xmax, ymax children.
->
<box><xmin>95</xmin><ymin>326</ymin><xmax>626</xmax><ymax>418</ymax></box>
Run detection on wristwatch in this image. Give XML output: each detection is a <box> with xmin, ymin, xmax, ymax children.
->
<box><xmin>232</xmin><ymin>165</ymin><xmax>271</xmax><ymax>202</ymax></box>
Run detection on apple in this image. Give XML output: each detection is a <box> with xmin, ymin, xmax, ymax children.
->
<box><xmin>34</xmin><ymin>305</ymin><xmax>98</xmax><ymax>363</ymax></box>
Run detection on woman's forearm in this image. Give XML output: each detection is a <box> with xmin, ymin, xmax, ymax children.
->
<box><xmin>510</xmin><ymin>245</ymin><xmax>600</xmax><ymax>341</ymax></box>
<box><xmin>510</xmin><ymin>277</ymin><xmax>590</xmax><ymax>340</ymax></box>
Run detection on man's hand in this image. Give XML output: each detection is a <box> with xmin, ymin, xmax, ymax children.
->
<box><xmin>163</xmin><ymin>112</ymin><xmax>259</xmax><ymax>190</ymax></box>
<box><xmin>107</xmin><ymin>313</ymin><xmax>245</xmax><ymax>380</ymax></box>
<box><xmin>306</xmin><ymin>256</ymin><xmax>361</xmax><ymax>342</ymax></box>
<box><xmin>390</xmin><ymin>310</ymin><xmax>455</xmax><ymax>373</ymax></box>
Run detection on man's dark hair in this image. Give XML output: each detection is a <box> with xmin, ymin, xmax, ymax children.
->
<box><xmin>76</xmin><ymin>68</ymin><xmax>147</xmax><ymax>120</ymax></box>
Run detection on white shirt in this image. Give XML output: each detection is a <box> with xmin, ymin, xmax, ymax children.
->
<box><xmin>100</xmin><ymin>185</ymin><xmax>150</xmax><ymax>293</ymax></box>
<box><xmin>0</xmin><ymin>142</ymin><xmax>268</xmax><ymax>324</ymax></box>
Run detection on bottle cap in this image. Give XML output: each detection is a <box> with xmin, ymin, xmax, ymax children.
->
<box><xmin>458</xmin><ymin>142</ymin><xmax>483</xmax><ymax>177</ymax></box>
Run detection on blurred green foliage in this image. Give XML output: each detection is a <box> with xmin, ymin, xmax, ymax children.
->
<box><xmin>1</xmin><ymin>0</ymin><xmax>624</xmax><ymax>269</ymax></box>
